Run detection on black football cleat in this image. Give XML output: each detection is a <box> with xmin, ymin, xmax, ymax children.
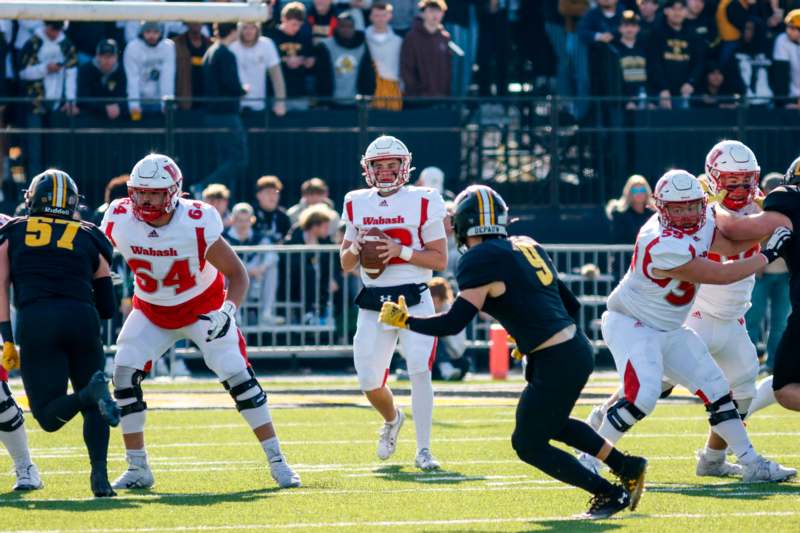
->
<box><xmin>578</xmin><ymin>484</ymin><xmax>630</xmax><ymax>520</ymax></box>
<box><xmin>91</xmin><ymin>463</ymin><xmax>117</xmax><ymax>498</ymax></box>
<box><xmin>614</xmin><ymin>454</ymin><xmax>647</xmax><ymax>511</ymax></box>
<box><xmin>81</xmin><ymin>370</ymin><xmax>121</xmax><ymax>427</ymax></box>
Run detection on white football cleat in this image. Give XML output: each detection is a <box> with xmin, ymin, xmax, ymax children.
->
<box><xmin>13</xmin><ymin>463</ymin><xmax>43</xmax><ymax>491</ymax></box>
<box><xmin>415</xmin><ymin>448</ymin><xmax>441</xmax><ymax>471</ymax></box>
<box><xmin>377</xmin><ymin>409</ymin><xmax>405</xmax><ymax>460</ymax></box>
<box><xmin>269</xmin><ymin>456</ymin><xmax>301</xmax><ymax>488</ymax></box>
<box><xmin>586</xmin><ymin>405</ymin><xmax>605</xmax><ymax>431</ymax></box>
<box><xmin>577</xmin><ymin>452</ymin><xmax>603</xmax><ymax>475</ymax></box>
<box><xmin>742</xmin><ymin>455</ymin><xmax>797</xmax><ymax>483</ymax></box>
<box><xmin>112</xmin><ymin>460</ymin><xmax>154</xmax><ymax>489</ymax></box>
<box><xmin>695</xmin><ymin>450</ymin><xmax>743</xmax><ymax>477</ymax></box>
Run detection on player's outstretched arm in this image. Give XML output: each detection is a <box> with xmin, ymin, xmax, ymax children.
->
<box><xmin>715</xmin><ymin>207</ymin><xmax>792</xmax><ymax>242</ymax></box>
<box><xmin>378</xmin><ymin>284</ymin><xmax>496</xmax><ymax>336</ymax></box>
<box><xmin>654</xmin><ymin>226</ymin><xmax>791</xmax><ymax>284</ymax></box>
<box><xmin>92</xmin><ymin>254</ymin><xmax>116</xmax><ymax>320</ymax></box>
<box><xmin>206</xmin><ymin>238</ymin><xmax>249</xmax><ymax>308</ymax></box>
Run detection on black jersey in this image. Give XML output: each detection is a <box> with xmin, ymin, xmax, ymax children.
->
<box><xmin>763</xmin><ymin>186</ymin><xmax>800</xmax><ymax>308</ymax></box>
<box><xmin>456</xmin><ymin>236</ymin><xmax>576</xmax><ymax>354</ymax></box>
<box><xmin>0</xmin><ymin>216</ymin><xmax>113</xmax><ymax>308</ymax></box>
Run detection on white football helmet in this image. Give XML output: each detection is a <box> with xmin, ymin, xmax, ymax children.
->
<box><xmin>128</xmin><ymin>153</ymin><xmax>183</xmax><ymax>222</ymax></box>
<box><xmin>653</xmin><ymin>169</ymin><xmax>707</xmax><ymax>234</ymax></box>
<box><xmin>360</xmin><ymin>135</ymin><xmax>414</xmax><ymax>192</ymax></box>
<box><xmin>704</xmin><ymin>140</ymin><xmax>760</xmax><ymax>210</ymax></box>
<box><xmin>418</xmin><ymin>166</ymin><xmax>444</xmax><ymax>194</ymax></box>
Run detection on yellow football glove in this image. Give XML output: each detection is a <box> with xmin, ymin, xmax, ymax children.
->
<box><xmin>378</xmin><ymin>295</ymin><xmax>409</xmax><ymax>328</ymax></box>
<box><xmin>698</xmin><ymin>175</ymin><xmax>727</xmax><ymax>205</ymax></box>
<box><xmin>1</xmin><ymin>341</ymin><xmax>19</xmax><ymax>371</ymax></box>
<box><xmin>753</xmin><ymin>188</ymin><xmax>765</xmax><ymax>208</ymax></box>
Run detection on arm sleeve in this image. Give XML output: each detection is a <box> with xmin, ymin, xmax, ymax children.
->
<box><xmin>123</xmin><ymin>43</ymin><xmax>141</xmax><ymax>110</ymax></box>
<box><xmin>92</xmin><ymin>276</ymin><xmax>116</xmax><ymax>319</ymax></box>
<box><xmin>763</xmin><ymin>189</ymin><xmax>798</xmax><ymax>219</ymax></box>
<box><xmin>65</xmin><ymin>64</ymin><xmax>77</xmax><ymax>101</ymax></box>
<box><xmin>315</xmin><ymin>44</ymin><xmax>334</xmax><ymax>97</ymax></box>
<box><xmin>161</xmin><ymin>41</ymin><xmax>176</xmax><ymax>100</ymax></box>
<box><xmin>420</xmin><ymin>191</ymin><xmax>447</xmax><ymax>243</ymax></box>
<box><xmin>89</xmin><ymin>224</ymin><xmax>115</xmax><ymax>264</ymax></box>
<box><xmin>18</xmin><ymin>40</ymin><xmax>47</xmax><ymax>81</ymax></box>
<box><xmin>341</xmin><ymin>193</ymin><xmax>357</xmax><ymax>241</ymax></box>
<box><xmin>576</xmin><ymin>10</ymin><xmax>597</xmax><ymax>45</ymax></box>
<box><xmin>687</xmin><ymin>37</ymin><xmax>706</xmax><ymax>88</ymax></box>
<box><xmin>203</xmin><ymin>205</ymin><xmax>225</xmax><ymax>250</ymax></box>
<box><xmin>406</xmin><ymin>296</ymin><xmax>479</xmax><ymax>337</ymax></box>
<box><xmin>265</xmin><ymin>37</ymin><xmax>281</xmax><ymax>69</ymax></box>
<box><xmin>357</xmin><ymin>44</ymin><xmax>376</xmax><ymax>96</ymax></box>
<box><xmin>399</xmin><ymin>37</ymin><xmax>419</xmax><ymax>95</ymax></box>
<box><xmin>557</xmin><ymin>278</ymin><xmax>581</xmax><ymax>322</ymax></box>
<box><xmin>77</xmin><ymin>65</ymin><xmax>100</xmax><ymax>112</ymax></box>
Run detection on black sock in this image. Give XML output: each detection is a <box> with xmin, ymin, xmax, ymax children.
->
<box><xmin>82</xmin><ymin>406</ymin><xmax>110</xmax><ymax>464</ymax></box>
<box><xmin>603</xmin><ymin>447</ymin><xmax>627</xmax><ymax>474</ymax></box>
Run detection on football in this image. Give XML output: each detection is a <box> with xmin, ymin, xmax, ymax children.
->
<box><xmin>360</xmin><ymin>227</ymin><xmax>388</xmax><ymax>279</ymax></box>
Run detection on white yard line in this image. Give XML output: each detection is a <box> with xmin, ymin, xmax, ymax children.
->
<box><xmin>4</xmin><ymin>511</ymin><xmax>800</xmax><ymax>532</ymax></box>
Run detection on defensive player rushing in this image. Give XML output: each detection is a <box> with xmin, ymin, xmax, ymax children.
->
<box><xmin>584</xmin><ymin>141</ymin><xmax>785</xmax><ymax>479</ymax></box>
<box><xmin>339</xmin><ymin>135</ymin><xmax>447</xmax><ymax>470</ymax></box>
<box><xmin>101</xmin><ymin>154</ymin><xmax>300</xmax><ymax>489</ymax></box>
<box><xmin>578</xmin><ymin>169</ymin><xmax>794</xmax><ymax>482</ymax></box>
<box><xmin>379</xmin><ymin>185</ymin><xmax>648</xmax><ymax>520</ymax></box>
<box><xmin>0</xmin><ymin>212</ymin><xmax>42</xmax><ymax>492</ymax></box>
<box><xmin>0</xmin><ymin>170</ymin><xmax>121</xmax><ymax>496</ymax></box>
<box><xmin>715</xmin><ymin>155</ymin><xmax>800</xmax><ymax>413</ymax></box>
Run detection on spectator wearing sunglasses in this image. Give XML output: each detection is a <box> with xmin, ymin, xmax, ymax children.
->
<box><xmin>605</xmin><ymin>174</ymin><xmax>654</xmax><ymax>244</ymax></box>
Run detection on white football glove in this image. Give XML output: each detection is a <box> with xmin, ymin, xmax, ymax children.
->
<box><xmin>198</xmin><ymin>301</ymin><xmax>237</xmax><ymax>342</ymax></box>
<box><xmin>762</xmin><ymin>226</ymin><xmax>792</xmax><ymax>264</ymax></box>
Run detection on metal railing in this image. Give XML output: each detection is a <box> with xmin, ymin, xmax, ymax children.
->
<box><xmin>3</xmin><ymin>95</ymin><xmax>800</xmax><ymax>213</ymax></box>
<box><xmin>101</xmin><ymin>243</ymin><xmax>637</xmax><ymax>369</ymax></box>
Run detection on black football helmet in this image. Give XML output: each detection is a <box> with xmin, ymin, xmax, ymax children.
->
<box><xmin>785</xmin><ymin>156</ymin><xmax>800</xmax><ymax>187</ymax></box>
<box><xmin>452</xmin><ymin>184</ymin><xmax>509</xmax><ymax>249</ymax></box>
<box><xmin>25</xmin><ymin>169</ymin><xmax>79</xmax><ymax>218</ymax></box>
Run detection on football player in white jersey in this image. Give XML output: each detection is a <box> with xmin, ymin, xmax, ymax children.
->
<box><xmin>339</xmin><ymin>135</ymin><xmax>447</xmax><ymax>470</ymax></box>
<box><xmin>0</xmin><ymin>212</ymin><xmax>41</xmax><ymax>492</ymax></box>
<box><xmin>101</xmin><ymin>154</ymin><xmax>300</xmax><ymax>490</ymax></box>
<box><xmin>578</xmin><ymin>169</ymin><xmax>795</xmax><ymax>482</ymax></box>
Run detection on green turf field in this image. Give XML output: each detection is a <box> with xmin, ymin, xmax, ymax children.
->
<box><xmin>1</xmin><ymin>377</ymin><xmax>799</xmax><ymax>532</ymax></box>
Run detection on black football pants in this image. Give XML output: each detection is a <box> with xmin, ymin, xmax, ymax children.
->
<box><xmin>511</xmin><ymin>330</ymin><xmax>614</xmax><ymax>495</ymax></box>
<box><xmin>18</xmin><ymin>300</ymin><xmax>109</xmax><ymax>465</ymax></box>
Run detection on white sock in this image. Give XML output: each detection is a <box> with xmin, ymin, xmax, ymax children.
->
<box><xmin>126</xmin><ymin>448</ymin><xmax>148</xmax><ymax>467</ymax></box>
<box><xmin>386</xmin><ymin>408</ymin><xmax>399</xmax><ymax>426</ymax></box>
<box><xmin>748</xmin><ymin>376</ymin><xmax>776</xmax><ymax>418</ymax></box>
<box><xmin>0</xmin><ymin>425</ymin><xmax>32</xmax><ymax>469</ymax></box>
<box><xmin>261</xmin><ymin>436</ymin><xmax>282</xmax><ymax>462</ymax></box>
<box><xmin>711</xmin><ymin>413</ymin><xmax>758</xmax><ymax>464</ymax></box>
<box><xmin>703</xmin><ymin>445</ymin><xmax>726</xmax><ymax>461</ymax></box>
<box><xmin>409</xmin><ymin>371</ymin><xmax>434</xmax><ymax>452</ymax></box>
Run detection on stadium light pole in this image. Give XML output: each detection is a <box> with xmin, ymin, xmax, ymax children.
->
<box><xmin>0</xmin><ymin>0</ymin><xmax>269</xmax><ymax>22</ymax></box>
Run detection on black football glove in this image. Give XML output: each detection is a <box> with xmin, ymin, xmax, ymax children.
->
<box><xmin>761</xmin><ymin>226</ymin><xmax>792</xmax><ymax>264</ymax></box>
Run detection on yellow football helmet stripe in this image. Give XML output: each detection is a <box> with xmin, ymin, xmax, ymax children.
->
<box><xmin>51</xmin><ymin>175</ymin><xmax>58</xmax><ymax>207</ymax></box>
<box><xmin>487</xmin><ymin>188</ymin><xmax>495</xmax><ymax>225</ymax></box>
<box><xmin>476</xmin><ymin>187</ymin><xmax>484</xmax><ymax>226</ymax></box>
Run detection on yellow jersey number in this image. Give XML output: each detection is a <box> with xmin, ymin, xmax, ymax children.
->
<box><xmin>24</xmin><ymin>217</ymin><xmax>80</xmax><ymax>250</ymax></box>
<box><xmin>513</xmin><ymin>239</ymin><xmax>554</xmax><ymax>286</ymax></box>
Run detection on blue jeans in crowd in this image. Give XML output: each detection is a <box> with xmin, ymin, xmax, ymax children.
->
<box><xmin>746</xmin><ymin>272</ymin><xmax>791</xmax><ymax>370</ymax></box>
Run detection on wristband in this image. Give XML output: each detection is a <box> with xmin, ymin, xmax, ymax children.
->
<box><xmin>399</xmin><ymin>246</ymin><xmax>413</xmax><ymax>262</ymax></box>
<box><xmin>0</xmin><ymin>321</ymin><xmax>12</xmax><ymax>344</ymax></box>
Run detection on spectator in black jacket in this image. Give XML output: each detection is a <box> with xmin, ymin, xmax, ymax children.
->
<box><xmin>613</xmin><ymin>10</ymin><xmax>649</xmax><ymax>108</ymax></box>
<box><xmin>315</xmin><ymin>13</ymin><xmax>376</xmax><ymax>104</ymax></box>
<box><xmin>77</xmin><ymin>39</ymin><xmax>127</xmax><ymax>121</ymax></box>
<box><xmin>648</xmin><ymin>0</ymin><xmax>706</xmax><ymax>108</ymax></box>
<box><xmin>266</xmin><ymin>2</ymin><xmax>316</xmax><ymax>111</ymax></box>
<box><xmin>197</xmin><ymin>23</ymin><xmax>249</xmax><ymax>200</ymax></box>
<box><xmin>578</xmin><ymin>0</ymin><xmax>624</xmax><ymax>96</ymax></box>
<box><xmin>636</xmin><ymin>0</ymin><xmax>659</xmax><ymax>40</ymax></box>
<box><xmin>685</xmin><ymin>0</ymin><xmax>716</xmax><ymax>47</ymax></box>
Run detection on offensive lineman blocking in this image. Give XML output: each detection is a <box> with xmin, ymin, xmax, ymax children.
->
<box><xmin>102</xmin><ymin>154</ymin><xmax>300</xmax><ymax>489</ymax></box>
<box><xmin>580</xmin><ymin>169</ymin><xmax>794</xmax><ymax>482</ymax></box>
<box><xmin>340</xmin><ymin>135</ymin><xmax>447</xmax><ymax>470</ymax></box>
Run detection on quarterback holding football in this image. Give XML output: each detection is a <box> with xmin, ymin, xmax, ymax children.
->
<box><xmin>339</xmin><ymin>135</ymin><xmax>447</xmax><ymax>470</ymax></box>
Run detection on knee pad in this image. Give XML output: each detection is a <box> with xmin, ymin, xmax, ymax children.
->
<box><xmin>223</xmin><ymin>368</ymin><xmax>267</xmax><ymax>412</ymax></box>
<box><xmin>606</xmin><ymin>398</ymin><xmax>647</xmax><ymax>433</ymax></box>
<box><xmin>705</xmin><ymin>392</ymin><xmax>741</xmax><ymax>426</ymax></box>
<box><xmin>113</xmin><ymin>366</ymin><xmax>148</xmax><ymax>417</ymax></box>
<box><xmin>0</xmin><ymin>382</ymin><xmax>23</xmax><ymax>432</ymax></box>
